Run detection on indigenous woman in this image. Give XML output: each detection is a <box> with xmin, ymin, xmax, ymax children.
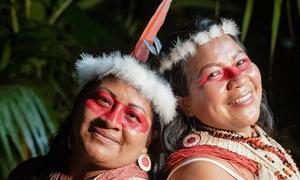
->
<box><xmin>159</xmin><ymin>18</ymin><xmax>300</xmax><ymax>179</ymax></box>
<box><xmin>8</xmin><ymin>0</ymin><xmax>175</xmax><ymax>179</ymax></box>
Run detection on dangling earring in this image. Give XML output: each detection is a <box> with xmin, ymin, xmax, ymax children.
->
<box><xmin>182</xmin><ymin>117</ymin><xmax>201</xmax><ymax>148</ymax></box>
<box><xmin>137</xmin><ymin>153</ymin><xmax>151</xmax><ymax>172</ymax></box>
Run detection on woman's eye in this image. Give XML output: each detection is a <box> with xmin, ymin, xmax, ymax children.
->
<box><xmin>126</xmin><ymin>112</ymin><xmax>140</xmax><ymax>123</ymax></box>
<box><xmin>97</xmin><ymin>96</ymin><xmax>112</xmax><ymax>107</ymax></box>
<box><xmin>208</xmin><ymin>70</ymin><xmax>223</xmax><ymax>79</ymax></box>
<box><xmin>236</xmin><ymin>58</ymin><xmax>247</xmax><ymax>66</ymax></box>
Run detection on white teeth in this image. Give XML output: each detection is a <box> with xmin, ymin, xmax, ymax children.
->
<box><xmin>231</xmin><ymin>93</ymin><xmax>252</xmax><ymax>105</ymax></box>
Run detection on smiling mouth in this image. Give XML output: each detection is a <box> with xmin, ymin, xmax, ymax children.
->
<box><xmin>89</xmin><ymin>126</ymin><xmax>120</xmax><ymax>144</ymax></box>
<box><xmin>230</xmin><ymin>92</ymin><xmax>253</xmax><ymax>105</ymax></box>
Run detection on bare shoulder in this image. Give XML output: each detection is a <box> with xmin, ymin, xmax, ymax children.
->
<box><xmin>168</xmin><ymin>158</ymin><xmax>237</xmax><ymax>180</ymax></box>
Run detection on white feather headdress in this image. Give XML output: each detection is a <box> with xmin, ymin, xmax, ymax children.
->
<box><xmin>76</xmin><ymin>52</ymin><xmax>177</xmax><ymax>125</ymax></box>
<box><xmin>159</xmin><ymin>18</ymin><xmax>240</xmax><ymax>73</ymax></box>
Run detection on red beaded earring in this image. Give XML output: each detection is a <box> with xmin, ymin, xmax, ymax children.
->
<box><xmin>137</xmin><ymin>153</ymin><xmax>151</xmax><ymax>172</ymax></box>
<box><xmin>183</xmin><ymin>131</ymin><xmax>201</xmax><ymax>148</ymax></box>
<box><xmin>182</xmin><ymin>118</ymin><xmax>201</xmax><ymax>148</ymax></box>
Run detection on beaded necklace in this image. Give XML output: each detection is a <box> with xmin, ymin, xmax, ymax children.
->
<box><xmin>199</xmin><ymin>125</ymin><xmax>299</xmax><ymax>179</ymax></box>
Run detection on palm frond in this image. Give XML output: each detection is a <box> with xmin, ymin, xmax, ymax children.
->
<box><xmin>0</xmin><ymin>85</ymin><xmax>58</xmax><ymax>178</ymax></box>
<box><xmin>241</xmin><ymin>0</ymin><xmax>254</xmax><ymax>42</ymax></box>
<box><xmin>269</xmin><ymin>0</ymin><xmax>282</xmax><ymax>84</ymax></box>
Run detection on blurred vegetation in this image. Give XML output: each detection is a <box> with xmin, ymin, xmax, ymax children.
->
<box><xmin>0</xmin><ymin>0</ymin><xmax>299</xmax><ymax>179</ymax></box>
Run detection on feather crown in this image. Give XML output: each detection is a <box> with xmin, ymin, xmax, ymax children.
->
<box><xmin>159</xmin><ymin>18</ymin><xmax>240</xmax><ymax>73</ymax></box>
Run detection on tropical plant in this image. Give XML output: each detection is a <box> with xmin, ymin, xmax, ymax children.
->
<box><xmin>0</xmin><ymin>85</ymin><xmax>57</xmax><ymax>179</ymax></box>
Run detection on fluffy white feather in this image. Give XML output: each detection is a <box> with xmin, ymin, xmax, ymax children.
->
<box><xmin>209</xmin><ymin>24</ymin><xmax>222</xmax><ymax>38</ymax></box>
<box><xmin>221</xmin><ymin>18</ymin><xmax>239</xmax><ymax>36</ymax></box>
<box><xmin>159</xmin><ymin>18</ymin><xmax>240</xmax><ymax>72</ymax></box>
<box><xmin>159</xmin><ymin>57</ymin><xmax>174</xmax><ymax>73</ymax></box>
<box><xmin>76</xmin><ymin>52</ymin><xmax>177</xmax><ymax>125</ymax></box>
<box><xmin>159</xmin><ymin>40</ymin><xmax>196</xmax><ymax>73</ymax></box>
<box><xmin>193</xmin><ymin>32</ymin><xmax>210</xmax><ymax>45</ymax></box>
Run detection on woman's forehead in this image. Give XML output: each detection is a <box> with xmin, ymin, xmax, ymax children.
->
<box><xmin>191</xmin><ymin>36</ymin><xmax>245</xmax><ymax>65</ymax></box>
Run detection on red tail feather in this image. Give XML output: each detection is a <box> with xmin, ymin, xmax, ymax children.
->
<box><xmin>131</xmin><ymin>0</ymin><xmax>172</xmax><ymax>63</ymax></box>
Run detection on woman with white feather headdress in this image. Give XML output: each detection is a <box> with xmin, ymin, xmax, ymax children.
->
<box><xmin>8</xmin><ymin>1</ymin><xmax>176</xmax><ymax>179</ymax></box>
<box><xmin>158</xmin><ymin>17</ymin><xmax>300</xmax><ymax>180</ymax></box>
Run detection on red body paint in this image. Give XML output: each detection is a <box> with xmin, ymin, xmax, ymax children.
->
<box><xmin>198</xmin><ymin>58</ymin><xmax>250</xmax><ymax>85</ymax></box>
<box><xmin>85</xmin><ymin>90</ymin><xmax>149</xmax><ymax>133</ymax></box>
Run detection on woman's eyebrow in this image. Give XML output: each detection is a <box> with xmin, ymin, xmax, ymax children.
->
<box><xmin>197</xmin><ymin>50</ymin><xmax>246</xmax><ymax>79</ymax></box>
<box><xmin>128</xmin><ymin>103</ymin><xmax>146</xmax><ymax>115</ymax></box>
<box><xmin>98</xmin><ymin>87</ymin><xmax>116</xmax><ymax>98</ymax></box>
<box><xmin>232</xmin><ymin>50</ymin><xmax>246</xmax><ymax>59</ymax></box>
<box><xmin>197</xmin><ymin>62</ymin><xmax>222</xmax><ymax>78</ymax></box>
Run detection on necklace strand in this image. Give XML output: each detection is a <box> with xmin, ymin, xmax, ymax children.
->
<box><xmin>199</xmin><ymin>125</ymin><xmax>297</xmax><ymax>179</ymax></box>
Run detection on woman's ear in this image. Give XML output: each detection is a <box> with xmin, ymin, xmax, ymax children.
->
<box><xmin>178</xmin><ymin>96</ymin><xmax>193</xmax><ymax>117</ymax></box>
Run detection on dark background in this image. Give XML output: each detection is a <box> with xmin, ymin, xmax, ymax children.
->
<box><xmin>0</xmin><ymin>0</ymin><xmax>299</xmax><ymax>179</ymax></box>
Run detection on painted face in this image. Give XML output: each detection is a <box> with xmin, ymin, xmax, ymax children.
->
<box><xmin>73</xmin><ymin>78</ymin><xmax>153</xmax><ymax>169</ymax></box>
<box><xmin>182</xmin><ymin>35</ymin><xmax>262</xmax><ymax>134</ymax></box>
<box><xmin>85</xmin><ymin>90</ymin><xmax>149</xmax><ymax>133</ymax></box>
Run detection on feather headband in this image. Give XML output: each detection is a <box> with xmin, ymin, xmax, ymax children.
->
<box><xmin>76</xmin><ymin>52</ymin><xmax>176</xmax><ymax>124</ymax></box>
<box><xmin>75</xmin><ymin>0</ymin><xmax>176</xmax><ymax>125</ymax></box>
<box><xmin>159</xmin><ymin>18</ymin><xmax>240</xmax><ymax>73</ymax></box>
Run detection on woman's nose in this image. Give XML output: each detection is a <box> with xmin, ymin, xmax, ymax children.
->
<box><xmin>226</xmin><ymin>74</ymin><xmax>248</xmax><ymax>90</ymax></box>
<box><xmin>102</xmin><ymin>103</ymin><xmax>124</xmax><ymax>129</ymax></box>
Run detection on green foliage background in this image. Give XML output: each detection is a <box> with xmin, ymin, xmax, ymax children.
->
<box><xmin>0</xmin><ymin>0</ymin><xmax>299</xmax><ymax>179</ymax></box>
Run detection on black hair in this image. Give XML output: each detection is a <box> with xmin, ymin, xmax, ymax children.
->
<box><xmin>159</xmin><ymin>18</ymin><xmax>275</xmax><ymax>154</ymax></box>
<box><xmin>47</xmin><ymin>79</ymin><xmax>100</xmax><ymax>173</ymax></box>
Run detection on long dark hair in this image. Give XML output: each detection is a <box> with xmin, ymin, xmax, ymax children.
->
<box><xmin>158</xmin><ymin>18</ymin><xmax>275</xmax><ymax>154</ymax></box>
<box><xmin>47</xmin><ymin>79</ymin><xmax>99</xmax><ymax>173</ymax></box>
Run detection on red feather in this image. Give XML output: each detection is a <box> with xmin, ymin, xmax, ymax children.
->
<box><xmin>131</xmin><ymin>0</ymin><xmax>172</xmax><ymax>63</ymax></box>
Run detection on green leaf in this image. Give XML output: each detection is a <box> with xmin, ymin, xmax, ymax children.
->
<box><xmin>4</xmin><ymin>86</ymin><xmax>38</xmax><ymax>157</ymax></box>
<box><xmin>25</xmin><ymin>0</ymin><xmax>31</xmax><ymax>18</ymax></box>
<box><xmin>0</xmin><ymin>84</ymin><xmax>58</xmax><ymax>171</ymax></box>
<box><xmin>286</xmin><ymin>0</ymin><xmax>294</xmax><ymax>39</ymax></box>
<box><xmin>10</xmin><ymin>2</ymin><xmax>19</xmax><ymax>33</ymax></box>
<box><xmin>77</xmin><ymin>0</ymin><xmax>105</xmax><ymax>10</ymax></box>
<box><xmin>1</xmin><ymin>101</ymin><xmax>26</xmax><ymax>160</ymax></box>
<box><xmin>0</xmin><ymin>41</ymin><xmax>11</xmax><ymax>71</ymax></box>
<box><xmin>8</xmin><ymin>98</ymin><xmax>37</xmax><ymax>156</ymax></box>
<box><xmin>49</xmin><ymin>0</ymin><xmax>73</xmax><ymax>25</ymax></box>
<box><xmin>270</xmin><ymin>0</ymin><xmax>282</xmax><ymax>60</ymax></box>
<box><xmin>0</xmin><ymin>102</ymin><xmax>15</xmax><ymax>166</ymax></box>
<box><xmin>30</xmin><ymin>1</ymin><xmax>46</xmax><ymax>21</ymax></box>
<box><xmin>241</xmin><ymin>0</ymin><xmax>254</xmax><ymax>42</ymax></box>
<box><xmin>269</xmin><ymin>0</ymin><xmax>282</xmax><ymax>84</ymax></box>
<box><xmin>14</xmin><ymin>87</ymin><xmax>49</xmax><ymax>154</ymax></box>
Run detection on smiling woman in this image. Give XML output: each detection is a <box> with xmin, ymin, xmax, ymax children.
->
<box><xmin>7</xmin><ymin>52</ymin><xmax>177</xmax><ymax>180</ymax></box>
<box><xmin>159</xmin><ymin>18</ymin><xmax>300</xmax><ymax>180</ymax></box>
<box><xmin>7</xmin><ymin>0</ymin><xmax>175</xmax><ymax>179</ymax></box>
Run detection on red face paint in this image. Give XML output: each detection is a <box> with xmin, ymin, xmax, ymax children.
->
<box><xmin>85</xmin><ymin>90</ymin><xmax>149</xmax><ymax>133</ymax></box>
<box><xmin>198</xmin><ymin>57</ymin><xmax>250</xmax><ymax>86</ymax></box>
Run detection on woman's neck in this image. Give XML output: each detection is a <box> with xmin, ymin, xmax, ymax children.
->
<box><xmin>237</xmin><ymin>126</ymin><xmax>253</xmax><ymax>137</ymax></box>
<box><xmin>69</xmin><ymin>149</ymin><xmax>106</xmax><ymax>180</ymax></box>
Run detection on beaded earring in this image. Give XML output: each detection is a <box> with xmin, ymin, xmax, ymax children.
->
<box><xmin>137</xmin><ymin>153</ymin><xmax>151</xmax><ymax>172</ymax></box>
<box><xmin>182</xmin><ymin>118</ymin><xmax>201</xmax><ymax>148</ymax></box>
